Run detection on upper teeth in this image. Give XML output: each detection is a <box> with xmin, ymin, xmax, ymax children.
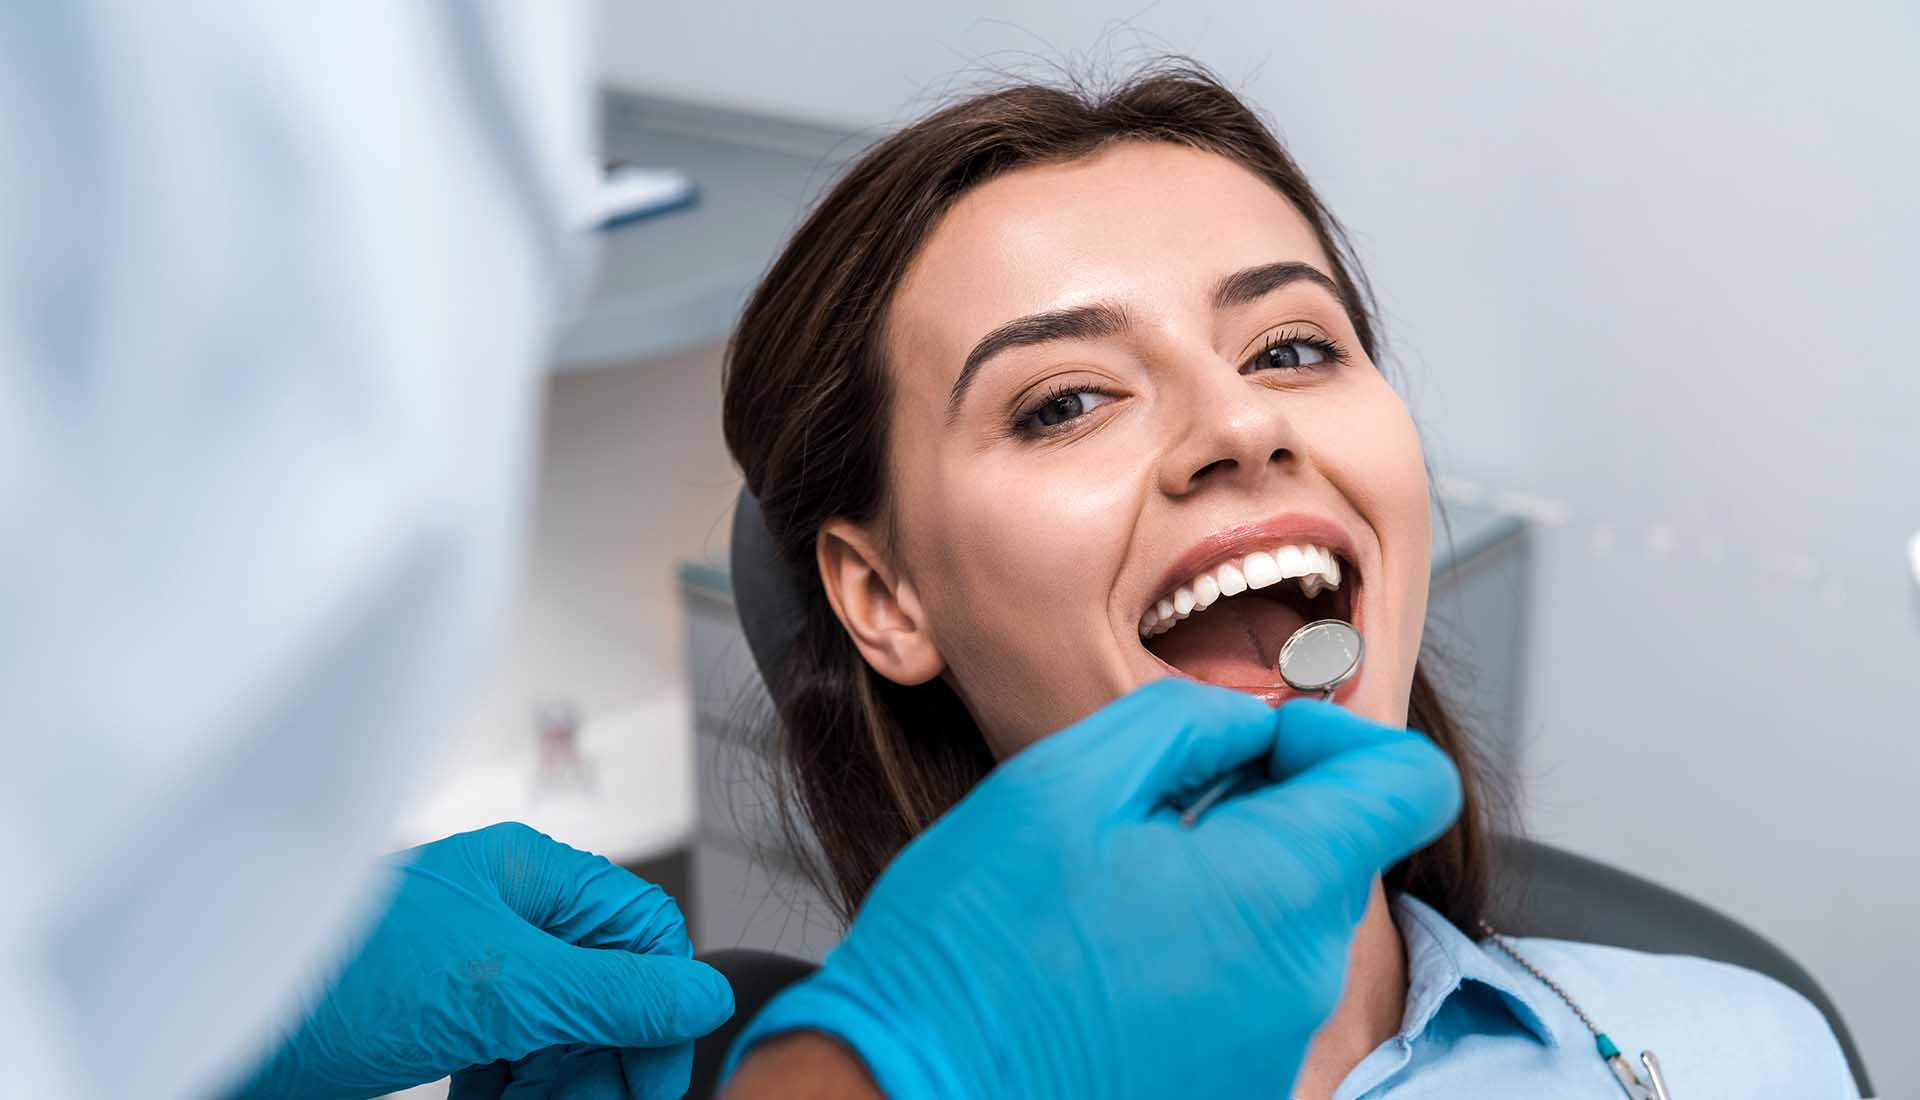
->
<box><xmin>1140</xmin><ymin>544</ymin><xmax>1343</xmax><ymax>638</ymax></box>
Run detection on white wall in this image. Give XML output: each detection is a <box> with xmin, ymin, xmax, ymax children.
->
<box><xmin>600</xmin><ymin>1</ymin><xmax>1920</xmax><ymax>1088</ymax></box>
<box><xmin>425</xmin><ymin>345</ymin><xmax>739</xmax><ymax>800</ymax></box>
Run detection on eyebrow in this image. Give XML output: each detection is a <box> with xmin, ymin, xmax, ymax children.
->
<box><xmin>947</xmin><ymin>303</ymin><xmax>1130</xmax><ymax>420</ymax></box>
<box><xmin>1211</xmin><ymin>260</ymin><xmax>1345</xmax><ymax>311</ymax></box>
<box><xmin>944</xmin><ymin>260</ymin><xmax>1346</xmax><ymax>419</ymax></box>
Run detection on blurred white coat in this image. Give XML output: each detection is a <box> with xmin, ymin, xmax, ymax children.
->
<box><xmin>0</xmin><ymin>3</ymin><xmax>595</xmax><ymax>1096</ymax></box>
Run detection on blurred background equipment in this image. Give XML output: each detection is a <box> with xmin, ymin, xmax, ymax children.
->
<box><xmin>532</xmin><ymin>699</ymin><xmax>595</xmax><ymax>797</ymax></box>
<box><xmin>592</xmin><ymin>161</ymin><xmax>699</xmax><ymax>229</ymax></box>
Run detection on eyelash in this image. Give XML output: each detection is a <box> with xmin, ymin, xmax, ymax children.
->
<box><xmin>1009</xmin><ymin>328</ymin><xmax>1349</xmax><ymax>439</ymax></box>
<box><xmin>1011</xmin><ymin>381</ymin><xmax>1111</xmax><ymax>438</ymax></box>
<box><xmin>1246</xmin><ymin>327</ymin><xmax>1348</xmax><ymax>375</ymax></box>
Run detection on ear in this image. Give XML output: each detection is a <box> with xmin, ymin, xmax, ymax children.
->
<box><xmin>817</xmin><ymin>518</ymin><xmax>945</xmax><ymax>686</ymax></box>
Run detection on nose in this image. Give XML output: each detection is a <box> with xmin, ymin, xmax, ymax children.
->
<box><xmin>1155</xmin><ymin>363</ymin><xmax>1310</xmax><ymax>498</ymax></box>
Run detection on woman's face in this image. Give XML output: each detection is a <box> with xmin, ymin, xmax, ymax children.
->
<box><xmin>830</xmin><ymin>141</ymin><xmax>1432</xmax><ymax>757</ymax></box>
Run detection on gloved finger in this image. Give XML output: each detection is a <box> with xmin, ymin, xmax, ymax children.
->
<box><xmin>1218</xmin><ymin>698</ymin><xmax>1462</xmax><ymax>879</ymax></box>
<box><xmin>499</xmin><ymin>1045</ymin><xmax>628</xmax><ymax>1100</ymax></box>
<box><xmin>1016</xmin><ymin>678</ymin><xmax>1277</xmax><ymax>811</ymax></box>
<box><xmin>620</xmin><ymin>1042</ymin><xmax>695</xmax><ymax>1100</ymax></box>
<box><xmin>449</xmin><ymin>1060</ymin><xmax>511</xmax><ymax>1100</ymax></box>
<box><xmin>479</xmin><ymin>822</ymin><xmax>693</xmax><ymax>956</ymax></box>
<box><xmin>1126</xmin><ymin>679</ymin><xmax>1281</xmax><ymax>813</ymax></box>
<box><xmin>516</xmin><ymin>949</ymin><xmax>735</xmax><ymax>1051</ymax></box>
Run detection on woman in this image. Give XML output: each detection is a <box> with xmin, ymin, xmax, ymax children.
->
<box><xmin>720</xmin><ymin>61</ymin><xmax>1856</xmax><ymax>1098</ymax></box>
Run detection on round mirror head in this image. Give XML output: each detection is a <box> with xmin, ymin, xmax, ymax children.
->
<box><xmin>1278</xmin><ymin>619</ymin><xmax>1364</xmax><ymax>693</ymax></box>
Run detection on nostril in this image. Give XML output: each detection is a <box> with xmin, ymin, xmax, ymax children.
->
<box><xmin>1191</xmin><ymin>458</ymin><xmax>1234</xmax><ymax>482</ymax></box>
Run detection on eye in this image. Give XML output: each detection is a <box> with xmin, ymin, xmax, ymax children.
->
<box><xmin>1016</xmin><ymin>387</ymin><xmax>1115</xmax><ymax>435</ymax></box>
<box><xmin>1244</xmin><ymin>333</ymin><xmax>1341</xmax><ymax>374</ymax></box>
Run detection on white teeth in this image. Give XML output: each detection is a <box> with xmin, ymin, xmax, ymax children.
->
<box><xmin>1274</xmin><ymin>545</ymin><xmax>1310</xmax><ymax>581</ymax></box>
<box><xmin>1216</xmin><ymin>562</ymin><xmax>1248</xmax><ymax>596</ymax></box>
<box><xmin>1193</xmin><ymin>573</ymin><xmax>1220</xmax><ymax>609</ymax></box>
<box><xmin>1243</xmin><ymin>551</ymin><xmax>1282</xmax><ymax>589</ymax></box>
<box><xmin>1141</xmin><ymin>541</ymin><xmax>1351</xmax><ymax>638</ymax></box>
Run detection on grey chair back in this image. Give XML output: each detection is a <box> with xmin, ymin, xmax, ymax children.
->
<box><xmin>1488</xmin><ymin>835</ymin><xmax>1870</xmax><ymax>1094</ymax></box>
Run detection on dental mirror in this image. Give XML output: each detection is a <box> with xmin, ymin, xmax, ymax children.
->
<box><xmin>1277</xmin><ymin>619</ymin><xmax>1365</xmax><ymax>694</ymax></box>
<box><xmin>1179</xmin><ymin>618</ymin><xmax>1365</xmax><ymax>827</ymax></box>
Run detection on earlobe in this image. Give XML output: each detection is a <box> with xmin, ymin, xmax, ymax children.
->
<box><xmin>817</xmin><ymin>520</ymin><xmax>945</xmax><ymax>686</ymax></box>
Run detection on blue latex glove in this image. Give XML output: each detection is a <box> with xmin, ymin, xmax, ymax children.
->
<box><xmin>721</xmin><ymin>679</ymin><xmax>1462</xmax><ymax>1100</ymax></box>
<box><xmin>229</xmin><ymin>822</ymin><xmax>734</xmax><ymax>1100</ymax></box>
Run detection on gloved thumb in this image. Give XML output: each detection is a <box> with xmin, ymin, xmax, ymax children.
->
<box><xmin>519</xmin><ymin>947</ymin><xmax>736</xmax><ymax>1050</ymax></box>
<box><xmin>1226</xmin><ymin>698</ymin><xmax>1462</xmax><ymax>878</ymax></box>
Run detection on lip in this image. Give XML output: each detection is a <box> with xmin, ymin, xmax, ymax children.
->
<box><xmin>1137</xmin><ymin>510</ymin><xmax>1367</xmax><ymax>708</ymax></box>
<box><xmin>1145</xmin><ymin>647</ymin><xmax>1365</xmax><ymax>708</ymax></box>
<box><xmin>1142</xmin><ymin>511</ymin><xmax>1363</xmax><ymax>618</ymax></box>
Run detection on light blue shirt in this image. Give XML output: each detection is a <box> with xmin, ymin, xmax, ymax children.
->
<box><xmin>1327</xmin><ymin>894</ymin><xmax>1861</xmax><ymax>1099</ymax></box>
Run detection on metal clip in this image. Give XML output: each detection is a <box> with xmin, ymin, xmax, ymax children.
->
<box><xmin>1606</xmin><ymin>1051</ymin><xmax>1655</xmax><ymax>1100</ymax></box>
<box><xmin>1640</xmin><ymin>1050</ymin><xmax>1674</xmax><ymax>1100</ymax></box>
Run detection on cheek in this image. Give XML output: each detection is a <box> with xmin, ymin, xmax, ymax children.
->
<box><xmin>1365</xmin><ymin>401</ymin><xmax>1432</xmax><ymax>570</ymax></box>
<box><xmin>1323</xmin><ymin>380</ymin><xmax>1432</xmax><ymax>715</ymax></box>
<box><xmin>898</xmin><ymin>445</ymin><xmax>1146</xmax><ymax>745</ymax></box>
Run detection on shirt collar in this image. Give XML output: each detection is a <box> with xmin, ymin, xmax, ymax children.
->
<box><xmin>1391</xmin><ymin>892</ymin><xmax>1562</xmax><ymax>1048</ymax></box>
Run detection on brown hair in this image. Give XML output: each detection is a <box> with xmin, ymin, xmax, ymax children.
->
<box><xmin>722</xmin><ymin>60</ymin><xmax>1510</xmax><ymax>930</ymax></box>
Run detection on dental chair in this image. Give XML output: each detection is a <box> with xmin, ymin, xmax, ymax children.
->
<box><xmin>688</xmin><ymin>490</ymin><xmax>1873</xmax><ymax>1099</ymax></box>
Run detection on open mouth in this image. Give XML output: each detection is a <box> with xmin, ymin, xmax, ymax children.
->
<box><xmin>1139</xmin><ymin>543</ymin><xmax>1359</xmax><ymax>700</ymax></box>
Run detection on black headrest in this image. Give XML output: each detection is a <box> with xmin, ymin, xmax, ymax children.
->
<box><xmin>728</xmin><ymin>486</ymin><xmax>813</xmax><ymax>692</ymax></box>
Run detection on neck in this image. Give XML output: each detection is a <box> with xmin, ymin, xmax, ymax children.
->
<box><xmin>1289</xmin><ymin>879</ymin><xmax>1407</xmax><ymax>1100</ymax></box>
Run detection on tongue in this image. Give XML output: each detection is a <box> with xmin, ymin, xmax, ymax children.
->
<box><xmin>1149</xmin><ymin>595</ymin><xmax>1310</xmax><ymax>688</ymax></box>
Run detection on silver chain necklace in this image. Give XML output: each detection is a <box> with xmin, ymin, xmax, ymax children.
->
<box><xmin>1477</xmin><ymin>921</ymin><xmax>1674</xmax><ymax>1100</ymax></box>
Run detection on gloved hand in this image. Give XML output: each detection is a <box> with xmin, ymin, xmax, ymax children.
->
<box><xmin>228</xmin><ymin>822</ymin><xmax>734</xmax><ymax>1100</ymax></box>
<box><xmin>720</xmin><ymin>679</ymin><xmax>1461</xmax><ymax>1100</ymax></box>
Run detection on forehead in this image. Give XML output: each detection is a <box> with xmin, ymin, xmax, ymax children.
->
<box><xmin>890</xmin><ymin>141</ymin><xmax>1335</xmax><ymax>366</ymax></box>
